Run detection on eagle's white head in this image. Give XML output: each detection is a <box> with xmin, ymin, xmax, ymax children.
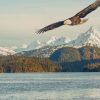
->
<box><xmin>64</xmin><ymin>19</ymin><xmax>72</xmax><ymax>25</ymax></box>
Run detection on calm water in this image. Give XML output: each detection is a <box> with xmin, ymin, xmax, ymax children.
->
<box><xmin>0</xmin><ymin>73</ymin><xmax>100</xmax><ymax>100</ymax></box>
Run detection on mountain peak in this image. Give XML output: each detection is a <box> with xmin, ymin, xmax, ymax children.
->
<box><xmin>87</xmin><ymin>26</ymin><xmax>99</xmax><ymax>35</ymax></box>
<box><xmin>68</xmin><ymin>26</ymin><xmax>100</xmax><ymax>48</ymax></box>
<box><xmin>90</xmin><ymin>26</ymin><xmax>97</xmax><ymax>31</ymax></box>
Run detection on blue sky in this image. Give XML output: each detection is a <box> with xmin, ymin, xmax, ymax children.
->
<box><xmin>0</xmin><ymin>0</ymin><xmax>99</xmax><ymax>47</ymax></box>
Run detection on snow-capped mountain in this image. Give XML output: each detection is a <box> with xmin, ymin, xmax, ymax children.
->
<box><xmin>0</xmin><ymin>47</ymin><xmax>16</xmax><ymax>56</ymax></box>
<box><xmin>15</xmin><ymin>41</ymin><xmax>41</xmax><ymax>53</ymax></box>
<box><xmin>68</xmin><ymin>26</ymin><xmax>100</xmax><ymax>48</ymax></box>
<box><xmin>15</xmin><ymin>36</ymin><xmax>70</xmax><ymax>53</ymax></box>
<box><xmin>18</xmin><ymin>38</ymin><xmax>69</xmax><ymax>57</ymax></box>
<box><xmin>28</xmin><ymin>36</ymin><xmax>70</xmax><ymax>49</ymax></box>
<box><xmin>27</xmin><ymin>40</ymin><xmax>45</xmax><ymax>50</ymax></box>
<box><xmin>47</xmin><ymin>36</ymin><xmax>71</xmax><ymax>46</ymax></box>
<box><xmin>17</xmin><ymin>46</ymin><xmax>57</xmax><ymax>57</ymax></box>
<box><xmin>18</xmin><ymin>26</ymin><xmax>100</xmax><ymax>58</ymax></box>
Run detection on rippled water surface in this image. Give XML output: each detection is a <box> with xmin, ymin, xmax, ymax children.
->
<box><xmin>0</xmin><ymin>73</ymin><xmax>100</xmax><ymax>100</ymax></box>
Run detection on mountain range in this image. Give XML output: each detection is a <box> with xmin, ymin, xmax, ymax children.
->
<box><xmin>18</xmin><ymin>26</ymin><xmax>100</xmax><ymax>57</ymax></box>
<box><xmin>0</xmin><ymin>26</ymin><xmax>100</xmax><ymax>72</ymax></box>
<box><xmin>0</xmin><ymin>26</ymin><xmax>100</xmax><ymax>57</ymax></box>
<box><xmin>15</xmin><ymin>36</ymin><xmax>71</xmax><ymax>53</ymax></box>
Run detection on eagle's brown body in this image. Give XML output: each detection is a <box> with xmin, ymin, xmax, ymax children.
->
<box><xmin>69</xmin><ymin>16</ymin><xmax>81</xmax><ymax>25</ymax></box>
<box><xmin>68</xmin><ymin>2</ymin><xmax>98</xmax><ymax>25</ymax></box>
<box><xmin>36</xmin><ymin>0</ymin><xmax>100</xmax><ymax>34</ymax></box>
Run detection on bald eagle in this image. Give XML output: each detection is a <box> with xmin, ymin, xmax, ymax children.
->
<box><xmin>36</xmin><ymin>0</ymin><xmax>100</xmax><ymax>34</ymax></box>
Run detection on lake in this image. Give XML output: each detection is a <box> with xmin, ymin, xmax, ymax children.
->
<box><xmin>0</xmin><ymin>73</ymin><xmax>100</xmax><ymax>100</ymax></box>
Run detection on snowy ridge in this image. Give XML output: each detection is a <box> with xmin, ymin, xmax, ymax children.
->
<box><xmin>16</xmin><ymin>36</ymin><xmax>70</xmax><ymax>53</ymax></box>
<box><xmin>0</xmin><ymin>47</ymin><xmax>16</xmax><ymax>56</ymax></box>
<box><xmin>46</xmin><ymin>36</ymin><xmax>70</xmax><ymax>46</ymax></box>
<box><xmin>68</xmin><ymin>26</ymin><xmax>100</xmax><ymax>48</ymax></box>
<box><xmin>18</xmin><ymin>26</ymin><xmax>100</xmax><ymax>57</ymax></box>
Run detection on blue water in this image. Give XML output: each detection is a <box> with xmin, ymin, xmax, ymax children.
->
<box><xmin>0</xmin><ymin>73</ymin><xmax>100</xmax><ymax>100</ymax></box>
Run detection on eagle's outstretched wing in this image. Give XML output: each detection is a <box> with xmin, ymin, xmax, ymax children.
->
<box><xmin>74</xmin><ymin>0</ymin><xmax>100</xmax><ymax>18</ymax></box>
<box><xmin>36</xmin><ymin>0</ymin><xmax>100</xmax><ymax>34</ymax></box>
<box><xmin>36</xmin><ymin>21</ymin><xmax>64</xmax><ymax>34</ymax></box>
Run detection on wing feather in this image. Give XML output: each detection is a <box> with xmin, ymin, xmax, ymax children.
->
<box><xmin>36</xmin><ymin>21</ymin><xmax>64</xmax><ymax>34</ymax></box>
<box><xmin>75</xmin><ymin>1</ymin><xmax>99</xmax><ymax>18</ymax></box>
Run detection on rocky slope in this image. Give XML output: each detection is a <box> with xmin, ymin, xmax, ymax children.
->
<box><xmin>50</xmin><ymin>46</ymin><xmax>100</xmax><ymax>72</ymax></box>
<box><xmin>0</xmin><ymin>26</ymin><xmax>100</xmax><ymax>72</ymax></box>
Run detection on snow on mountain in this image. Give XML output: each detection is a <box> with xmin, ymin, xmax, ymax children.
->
<box><xmin>46</xmin><ymin>36</ymin><xmax>57</xmax><ymax>45</ymax></box>
<box><xmin>47</xmin><ymin>36</ymin><xmax>71</xmax><ymax>46</ymax></box>
<box><xmin>15</xmin><ymin>40</ymin><xmax>45</xmax><ymax>53</ymax></box>
<box><xmin>16</xmin><ymin>36</ymin><xmax>71</xmax><ymax>53</ymax></box>
<box><xmin>21</xmin><ymin>44</ymin><xmax>28</xmax><ymax>49</ymax></box>
<box><xmin>18</xmin><ymin>26</ymin><xmax>100</xmax><ymax>57</ymax></box>
<box><xmin>29</xmin><ymin>36</ymin><xmax>70</xmax><ymax>49</ymax></box>
<box><xmin>17</xmin><ymin>36</ymin><xmax>71</xmax><ymax>57</ymax></box>
<box><xmin>27</xmin><ymin>40</ymin><xmax>45</xmax><ymax>50</ymax></box>
<box><xmin>68</xmin><ymin>26</ymin><xmax>100</xmax><ymax>48</ymax></box>
<box><xmin>0</xmin><ymin>47</ymin><xmax>16</xmax><ymax>56</ymax></box>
